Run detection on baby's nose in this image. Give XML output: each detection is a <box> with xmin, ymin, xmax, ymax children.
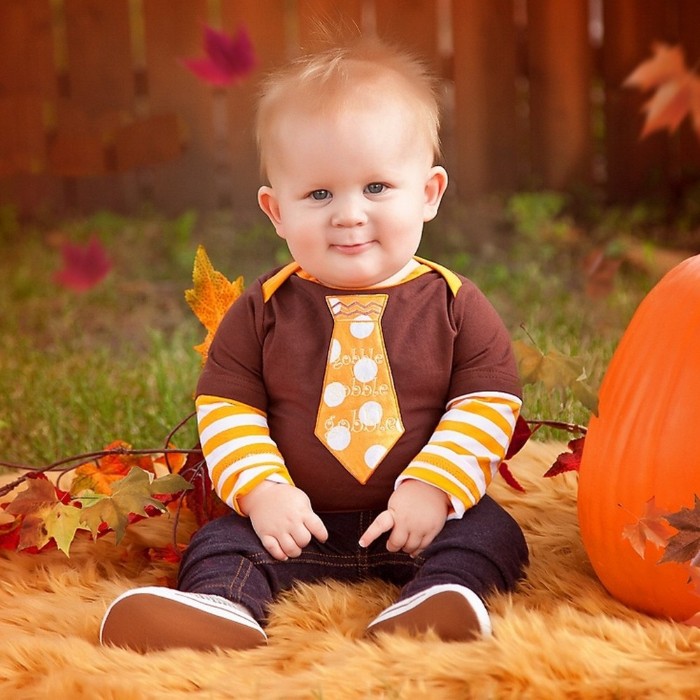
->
<box><xmin>330</xmin><ymin>196</ymin><xmax>368</xmax><ymax>227</ymax></box>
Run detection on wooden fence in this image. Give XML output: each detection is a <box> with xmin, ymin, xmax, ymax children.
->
<box><xmin>2</xmin><ymin>0</ymin><xmax>700</xmax><ymax>219</ymax></box>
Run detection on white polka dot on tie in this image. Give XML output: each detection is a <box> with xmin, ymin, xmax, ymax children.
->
<box><xmin>365</xmin><ymin>444</ymin><xmax>387</xmax><ymax>469</ymax></box>
<box><xmin>323</xmin><ymin>382</ymin><xmax>346</xmax><ymax>407</ymax></box>
<box><xmin>354</xmin><ymin>357</ymin><xmax>377</xmax><ymax>383</ymax></box>
<box><xmin>326</xmin><ymin>425</ymin><xmax>351</xmax><ymax>451</ymax></box>
<box><xmin>359</xmin><ymin>401</ymin><xmax>382</xmax><ymax>426</ymax></box>
<box><xmin>329</xmin><ymin>338</ymin><xmax>341</xmax><ymax>364</ymax></box>
<box><xmin>350</xmin><ymin>315</ymin><xmax>374</xmax><ymax>339</ymax></box>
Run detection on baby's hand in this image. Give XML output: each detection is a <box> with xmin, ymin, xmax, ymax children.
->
<box><xmin>359</xmin><ymin>480</ymin><xmax>449</xmax><ymax>557</ymax></box>
<box><xmin>239</xmin><ymin>482</ymin><xmax>328</xmax><ymax>561</ymax></box>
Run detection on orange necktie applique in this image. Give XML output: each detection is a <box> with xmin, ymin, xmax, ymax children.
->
<box><xmin>314</xmin><ymin>294</ymin><xmax>404</xmax><ymax>484</ymax></box>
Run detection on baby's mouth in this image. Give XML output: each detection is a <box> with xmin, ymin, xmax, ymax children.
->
<box><xmin>332</xmin><ymin>241</ymin><xmax>374</xmax><ymax>255</ymax></box>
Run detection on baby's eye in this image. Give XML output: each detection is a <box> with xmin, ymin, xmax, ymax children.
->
<box><xmin>365</xmin><ymin>183</ymin><xmax>386</xmax><ymax>195</ymax></box>
<box><xmin>309</xmin><ymin>189</ymin><xmax>331</xmax><ymax>201</ymax></box>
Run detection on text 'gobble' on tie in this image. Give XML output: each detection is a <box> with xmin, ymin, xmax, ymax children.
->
<box><xmin>314</xmin><ymin>294</ymin><xmax>404</xmax><ymax>483</ymax></box>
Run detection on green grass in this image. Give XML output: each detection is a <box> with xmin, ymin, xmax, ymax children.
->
<box><xmin>0</xmin><ymin>197</ymin><xmax>658</xmax><ymax>468</ymax></box>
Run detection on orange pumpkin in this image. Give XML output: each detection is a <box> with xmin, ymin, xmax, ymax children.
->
<box><xmin>578</xmin><ymin>254</ymin><xmax>700</xmax><ymax>621</ymax></box>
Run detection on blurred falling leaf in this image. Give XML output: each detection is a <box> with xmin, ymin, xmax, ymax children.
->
<box><xmin>624</xmin><ymin>42</ymin><xmax>700</xmax><ymax>138</ymax></box>
<box><xmin>182</xmin><ymin>24</ymin><xmax>256</xmax><ymax>87</ymax></box>
<box><xmin>512</xmin><ymin>339</ymin><xmax>598</xmax><ymax>414</ymax></box>
<box><xmin>53</xmin><ymin>235</ymin><xmax>112</xmax><ymax>292</ymax></box>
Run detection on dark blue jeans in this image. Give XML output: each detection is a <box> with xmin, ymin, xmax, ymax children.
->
<box><xmin>177</xmin><ymin>495</ymin><xmax>528</xmax><ymax>624</ymax></box>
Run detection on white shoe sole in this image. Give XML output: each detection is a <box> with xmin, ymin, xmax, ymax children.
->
<box><xmin>100</xmin><ymin>586</ymin><xmax>267</xmax><ymax>652</ymax></box>
<box><xmin>366</xmin><ymin>584</ymin><xmax>491</xmax><ymax>641</ymax></box>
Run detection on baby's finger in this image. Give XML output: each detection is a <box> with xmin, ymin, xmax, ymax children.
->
<box><xmin>278</xmin><ymin>532</ymin><xmax>303</xmax><ymax>559</ymax></box>
<box><xmin>359</xmin><ymin>510</ymin><xmax>395</xmax><ymax>548</ymax></box>
<box><xmin>260</xmin><ymin>535</ymin><xmax>289</xmax><ymax>561</ymax></box>
<box><xmin>400</xmin><ymin>531</ymin><xmax>424</xmax><ymax>557</ymax></box>
<box><xmin>305</xmin><ymin>513</ymin><xmax>329</xmax><ymax>543</ymax></box>
<box><xmin>386</xmin><ymin>525</ymin><xmax>409</xmax><ymax>553</ymax></box>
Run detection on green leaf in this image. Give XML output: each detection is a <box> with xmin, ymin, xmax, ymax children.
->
<box><xmin>150</xmin><ymin>472</ymin><xmax>193</xmax><ymax>496</ymax></box>
<box><xmin>110</xmin><ymin>467</ymin><xmax>168</xmax><ymax>516</ymax></box>
<box><xmin>78</xmin><ymin>495</ymin><xmax>126</xmax><ymax>541</ymax></box>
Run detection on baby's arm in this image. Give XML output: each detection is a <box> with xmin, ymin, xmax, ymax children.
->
<box><xmin>360</xmin><ymin>392</ymin><xmax>520</xmax><ymax>555</ymax></box>
<box><xmin>197</xmin><ymin>395</ymin><xmax>328</xmax><ymax>560</ymax></box>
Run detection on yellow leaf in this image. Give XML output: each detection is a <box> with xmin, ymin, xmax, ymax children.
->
<box><xmin>44</xmin><ymin>503</ymin><xmax>89</xmax><ymax>556</ymax></box>
<box><xmin>185</xmin><ymin>245</ymin><xmax>244</xmax><ymax>363</ymax></box>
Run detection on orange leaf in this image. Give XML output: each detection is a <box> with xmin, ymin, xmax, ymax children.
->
<box><xmin>5</xmin><ymin>478</ymin><xmax>59</xmax><ymax>551</ymax></box>
<box><xmin>641</xmin><ymin>74</ymin><xmax>696</xmax><ymax>137</ymax></box>
<box><xmin>624</xmin><ymin>43</ymin><xmax>700</xmax><ymax>139</ymax></box>
<box><xmin>185</xmin><ymin>246</ymin><xmax>244</xmax><ymax>363</ymax></box>
<box><xmin>72</xmin><ymin>441</ymin><xmax>185</xmax><ymax>495</ymax></box>
<box><xmin>622</xmin><ymin>496</ymin><xmax>672</xmax><ymax>559</ymax></box>
<box><xmin>624</xmin><ymin>43</ymin><xmax>687</xmax><ymax>91</ymax></box>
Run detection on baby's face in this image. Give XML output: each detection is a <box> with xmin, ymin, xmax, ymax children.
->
<box><xmin>258</xmin><ymin>98</ymin><xmax>447</xmax><ymax>289</ymax></box>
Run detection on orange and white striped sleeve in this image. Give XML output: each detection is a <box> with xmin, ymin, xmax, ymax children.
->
<box><xmin>396</xmin><ymin>391</ymin><xmax>521</xmax><ymax>518</ymax></box>
<box><xmin>195</xmin><ymin>394</ymin><xmax>293</xmax><ymax>515</ymax></box>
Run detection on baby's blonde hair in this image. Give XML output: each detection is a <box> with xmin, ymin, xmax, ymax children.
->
<box><xmin>255</xmin><ymin>35</ymin><xmax>441</xmax><ymax>180</ymax></box>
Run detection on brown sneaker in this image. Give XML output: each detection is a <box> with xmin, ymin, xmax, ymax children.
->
<box><xmin>366</xmin><ymin>584</ymin><xmax>491</xmax><ymax>642</ymax></box>
<box><xmin>100</xmin><ymin>586</ymin><xmax>267</xmax><ymax>653</ymax></box>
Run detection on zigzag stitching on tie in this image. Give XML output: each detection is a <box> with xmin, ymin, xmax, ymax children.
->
<box><xmin>332</xmin><ymin>300</ymin><xmax>385</xmax><ymax>318</ymax></box>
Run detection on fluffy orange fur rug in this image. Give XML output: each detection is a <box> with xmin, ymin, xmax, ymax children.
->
<box><xmin>1</xmin><ymin>441</ymin><xmax>699</xmax><ymax>699</ymax></box>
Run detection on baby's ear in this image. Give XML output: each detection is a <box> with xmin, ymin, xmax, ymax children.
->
<box><xmin>423</xmin><ymin>166</ymin><xmax>448</xmax><ymax>222</ymax></box>
<box><xmin>258</xmin><ymin>186</ymin><xmax>285</xmax><ymax>236</ymax></box>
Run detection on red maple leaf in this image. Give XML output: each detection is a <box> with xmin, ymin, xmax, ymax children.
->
<box><xmin>182</xmin><ymin>25</ymin><xmax>256</xmax><ymax>87</ymax></box>
<box><xmin>543</xmin><ymin>436</ymin><xmax>585</xmax><ymax>477</ymax></box>
<box><xmin>53</xmin><ymin>235</ymin><xmax>112</xmax><ymax>292</ymax></box>
<box><xmin>498</xmin><ymin>462</ymin><xmax>526</xmax><ymax>493</ymax></box>
<box><xmin>505</xmin><ymin>415</ymin><xmax>533</xmax><ymax>459</ymax></box>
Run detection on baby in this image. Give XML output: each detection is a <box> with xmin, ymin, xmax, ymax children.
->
<box><xmin>100</xmin><ymin>35</ymin><xmax>528</xmax><ymax>652</ymax></box>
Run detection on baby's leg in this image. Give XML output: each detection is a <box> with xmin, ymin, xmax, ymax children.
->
<box><xmin>367</xmin><ymin>495</ymin><xmax>528</xmax><ymax>641</ymax></box>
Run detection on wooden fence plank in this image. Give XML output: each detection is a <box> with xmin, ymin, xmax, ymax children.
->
<box><xmin>527</xmin><ymin>0</ymin><xmax>593</xmax><ymax>189</ymax></box>
<box><xmin>221</xmin><ymin>0</ymin><xmax>289</xmax><ymax>211</ymax></box>
<box><xmin>602</xmin><ymin>0</ymin><xmax>672</xmax><ymax>202</ymax></box>
<box><xmin>676</xmin><ymin>0</ymin><xmax>700</xmax><ymax>181</ymax></box>
<box><xmin>527</xmin><ymin>0</ymin><xmax>592</xmax><ymax>190</ymax></box>
<box><xmin>374</xmin><ymin>0</ymin><xmax>439</xmax><ymax>68</ymax></box>
<box><xmin>142</xmin><ymin>0</ymin><xmax>217</xmax><ymax>214</ymax></box>
<box><xmin>62</xmin><ymin>0</ymin><xmax>137</xmax><ymax>211</ymax></box>
<box><xmin>0</xmin><ymin>0</ymin><xmax>61</xmax><ymax>216</ymax></box>
<box><xmin>451</xmin><ymin>0</ymin><xmax>518</xmax><ymax>198</ymax></box>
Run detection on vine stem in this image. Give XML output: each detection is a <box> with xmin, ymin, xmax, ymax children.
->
<box><xmin>526</xmin><ymin>419</ymin><xmax>588</xmax><ymax>435</ymax></box>
<box><xmin>0</xmin><ymin>411</ymin><xmax>200</xmax><ymax>500</ymax></box>
<box><xmin>0</xmin><ymin>447</ymin><xmax>200</xmax><ymax>499</ymax></box>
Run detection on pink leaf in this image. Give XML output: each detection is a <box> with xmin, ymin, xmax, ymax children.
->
<box><xmin>53</xmin><ymin>236</ymin><xmax>112</xmax><ymax>292</ymax></box>
<box><xmin>182</xmin><ymin>25</ymin><xmax>256</xmax><ymax>87</ymax></box>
